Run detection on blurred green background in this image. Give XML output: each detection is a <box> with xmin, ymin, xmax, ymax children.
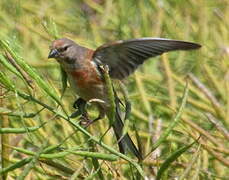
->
<box><xmin>0</xmin><ymin>0</ymin><xmax>228</xmax><ymax>179</ymax></box>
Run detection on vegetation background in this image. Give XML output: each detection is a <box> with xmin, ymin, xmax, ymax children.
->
<box><xmin>0</xmin><ymin>0</ymin><xmax>228</xmax><ymax>179</ymax></box>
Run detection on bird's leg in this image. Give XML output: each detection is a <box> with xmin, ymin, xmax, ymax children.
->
<box><xmin>70</xmin><ymin>98</ymin><xmax>103</xmax><ymax>128</ymax></box>
<box><xmin>81</xmin><ymin>106</ymin><xmax>105</xmax><ymax>128</ymax></box>
<box><xmin>81</xmin><ymin>115</ymin><xmax>102</xmax><ymax>128</ymax></box>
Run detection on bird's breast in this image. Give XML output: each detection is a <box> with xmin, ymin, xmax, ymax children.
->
<box><xmin>68</xmin><ymin>64</ymin><xmax>106</xmax><ymax>102</ymax></box>
<box><xmin>70</xmin><ymin>67</ymin><xmax>102</xmax><ymax>87</ymax></box>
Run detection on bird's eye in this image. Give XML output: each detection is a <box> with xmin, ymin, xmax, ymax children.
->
<box><xmin>59</xmin><ymin>46</ymin><xmax>69</xmax><ymax>52</ymax></box>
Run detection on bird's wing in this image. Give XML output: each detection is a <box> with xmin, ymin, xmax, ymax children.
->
<box><xmin>92</xmin><ymin>38</ymin><xmax>201</xmax><ymax>79</ymax></box>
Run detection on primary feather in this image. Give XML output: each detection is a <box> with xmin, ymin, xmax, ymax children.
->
<box><xmin>93</xmin><ymin>38</ymin><xmax>201</xmax><ymax>79</ymax></box>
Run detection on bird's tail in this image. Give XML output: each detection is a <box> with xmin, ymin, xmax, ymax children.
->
<box><xmin>112</xmin><ymin>98</ymin><xmax>143</xmax><ymax>160</ymax></box>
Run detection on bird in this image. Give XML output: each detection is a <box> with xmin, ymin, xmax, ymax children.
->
<box><xmin>48</xmin><ymin>37</ymin><xmax>201</xmax><ymax>160</ymax></box>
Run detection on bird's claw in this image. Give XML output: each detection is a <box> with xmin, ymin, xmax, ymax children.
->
<box><xmin>72</xmin><ymin>98</ymin><xmax>102</xmax><ymax>128</ymax></box>
<box><xmin>79</xmin><ymin>114</ymin><xmax>90</xmax><ymax>126</ymax></box>
<box><xmin>79</xmin><ymin>115</ymin><xmax>101</xmax><ymax>128</ymax></box>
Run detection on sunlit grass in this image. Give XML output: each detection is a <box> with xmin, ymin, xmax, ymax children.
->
<box><xmin>1</xmin><ymin>0</ymin><xmax>228</xmax><ymax>179</ymax></box>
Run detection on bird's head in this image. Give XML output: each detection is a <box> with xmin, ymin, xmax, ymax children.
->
<box><xmin>48</xmin><ymin>38</ymin><xmax>77</xmax><ymax>63</ymax></box>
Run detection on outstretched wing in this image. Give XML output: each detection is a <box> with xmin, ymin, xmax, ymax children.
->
<box><xmin>92</xmin><ymin>38</ymin><xmax>201</xmax><ymax>79</ymax></box>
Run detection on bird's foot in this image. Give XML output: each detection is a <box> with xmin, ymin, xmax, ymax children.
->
<box><xmin>80</xmin><ymin>116</ymin><xmax>101</xmax><ymax>128</ymax></box>
<box><xmin>71</xmin><ymin>98</ymin><xmax>102</xmax><ymax>128</ymax></box>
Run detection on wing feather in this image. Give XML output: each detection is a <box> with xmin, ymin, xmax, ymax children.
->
<box><xmin>93</xmin><ymin>38</ymin><xmax>201</xmax><ymax>79</ymax></box>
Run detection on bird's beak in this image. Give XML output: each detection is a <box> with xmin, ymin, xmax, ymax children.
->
<box><xmin>48</xmin><ymin>49</ymin><xmax>59</xmax><ymax>59</ymax></box>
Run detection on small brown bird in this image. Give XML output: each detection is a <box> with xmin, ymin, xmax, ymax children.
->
<box><xmin>48</xmin><ymin>37</ymin><xmax>201</xmax><ymax>160</ymax></box>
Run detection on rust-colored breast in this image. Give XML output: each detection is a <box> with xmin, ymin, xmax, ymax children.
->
<box><xmin>68</xmin><ymin>49</ymin><xmax>106</xmax><ymax>101</ymax></box>
<box><xmin>70</xmin><ymin>63</ymin><xmax>102</xmax><ymax>89</ymax></box>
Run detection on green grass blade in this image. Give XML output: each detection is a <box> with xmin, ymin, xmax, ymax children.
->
<box><xmin>0</xmin><ymin>39</ymin><xmax>62</xmax><ymax>106</ymax></box>
<box><xmin>0</xmin><ymin>122</ymin><xmax>46</xmax><ymax>134</ymax></box>
<box><xmin>148</xmin><ymin>83</ymin><xmax>189</xmax><ymax>154</ymax></box>
<box><xmin>0</xmin><ymin>54</ymin><xmax>21</xmax><ymax>77</ymax></box>
<box><xmin>0</xmin><ymin>71</ymin><xmax>15</xmax><ymax>91</ymax></box>
<box><xmin>0</xmin><ymin>158</ymin><xmax>33</xmax><ymax>175</ymax></box>
<box><xmin>16</xmin><ymin>142</ymin><xmax>48</xmax><ymax>180</ymax></box>
<box><xmin>60</xmin><ymin>67</ymin><xmax>68</xmax><ymax>97</ymax></box>
<box><xmin>156</xmin><ymin>141</ymin><xmax>196</xmax><ymax>180</ymax></box>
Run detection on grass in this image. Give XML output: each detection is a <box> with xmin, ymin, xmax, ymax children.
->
<box><xmin>0</xmin><ymin>0</ymin><xmax>229</xmax><ymax>179</ymax></box>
